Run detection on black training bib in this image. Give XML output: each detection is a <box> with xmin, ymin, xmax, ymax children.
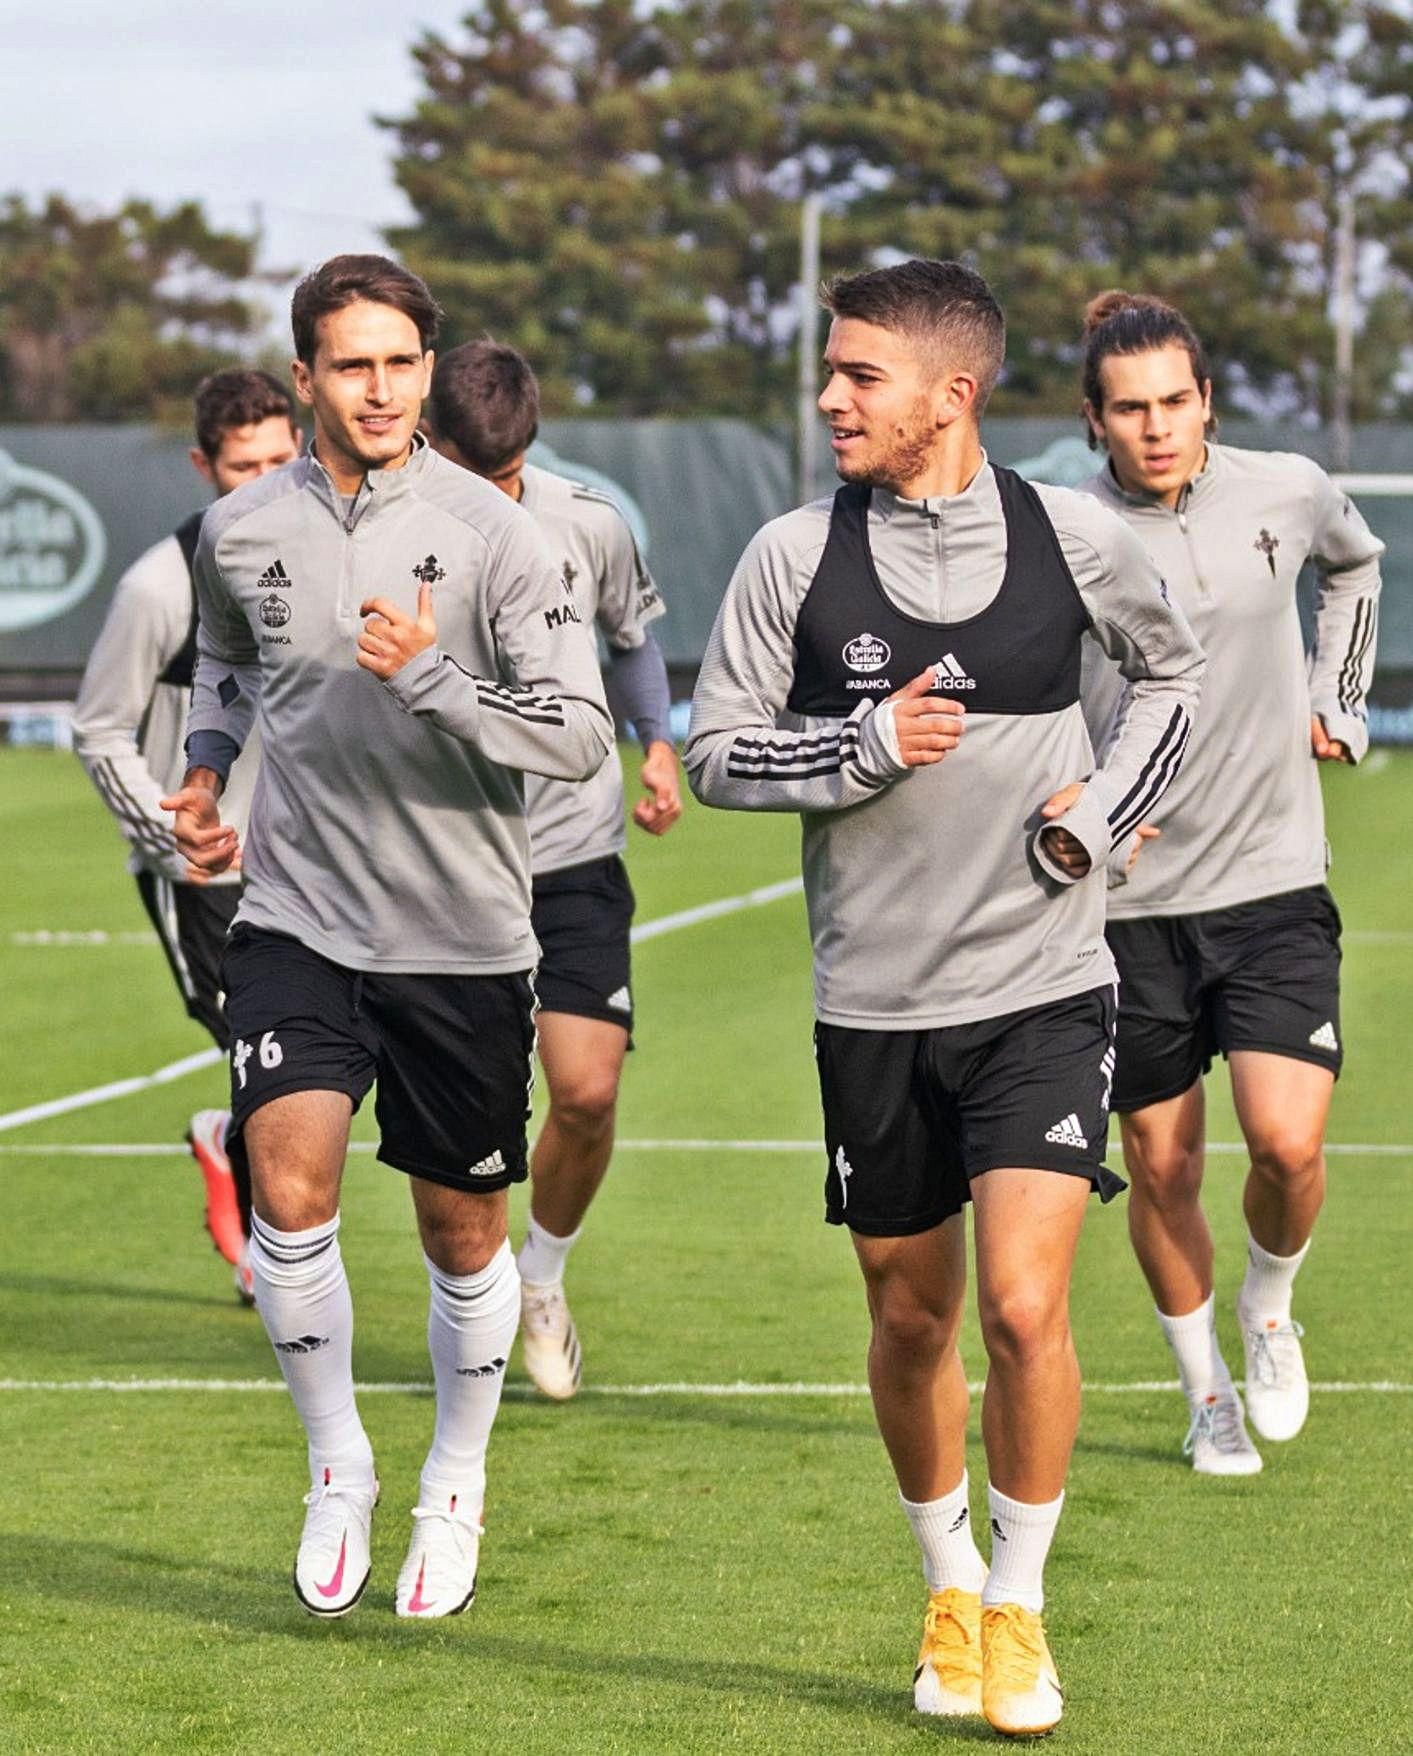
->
<box><xmin>787</xmin><ymin>466</ymin><xmax>1089</xmax><ymax>718</ymax></box>
<box><xmin>157</xmin><ymin>510</ymin><xmax>207</xmax><ymax>689</ymax></box>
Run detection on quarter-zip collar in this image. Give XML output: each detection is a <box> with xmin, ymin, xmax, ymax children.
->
<box><xmin>870</xmin><ymin>450</ymin><xmax>994</xmax><ymax>525</ymax></box>
<box><xmin>1095</xmin><ymin>441</ymin><xmax>1223</xmax><ymax>518</ymax></box>
<box><xmin>305</xmin><ymin>430</ymin><xmax>432</xmax><ymax>529</ymax></box>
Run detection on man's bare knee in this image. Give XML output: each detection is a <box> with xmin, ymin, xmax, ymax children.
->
<box><xmin>246</xmin><ymin>1089</ymin><xmax>352</xmax><ymax>1231</ymax></box>
<box><xmin>979</xmin><ymin>1286</ymin><xmax>1069</xmax><ymax>1370</ymax></box>
<box><xmin>413</xmin><ymin>1180</ymin><xmax>509</xmax><ymax>1276</ymax></box>
<box><xmin>545</xmin><ymin>1072</ymin><xmax>619</xmax><ymax>1140</ymax></box>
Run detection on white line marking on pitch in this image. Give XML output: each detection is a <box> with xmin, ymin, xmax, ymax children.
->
<box><xmin>0</xmin><ymin>879</ymin><xmax>807</xmax><ymax>1134</ymax></box>
<box><xmin>0</xmin><ymin>1048</ymin><xmax>224</xmax><ymax>1136</ymax></box>
<box><xmin>0</xmin><ymin>1377</ymin><xmax>1406</xmax><ymax>1396</ymax></box>
<box><xmin>0</xmin><ymin>1137</ymin><xmax>1409</xmax><ymax>1158</ymax></box>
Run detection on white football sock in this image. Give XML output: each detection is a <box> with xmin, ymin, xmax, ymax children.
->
<box><xmin>983</xmin><ymin>1486</ymin><xmax>1064</xmax><ymax>1613</ymax></box>
<box><xmin>1156</xmin><ymin>1294</ymin><xmax>1232</xmax><ymax>1406</ymax></box>
<box><xmin>1239</xmin><ymin>1234</ymin><xmax>1310</xmax><ymax>1322</ymax></box>
<box><xmin>901</xmin><ymin>1473</ymin><xmax>988</xmax><ymax>1594</ymax></box>
<box><xmin>420</xmin><ymin>1241</ymin><xmax>520</xmax><ymax>1512</ymax></box>
<box><xmin>249</xmin><ymin>1211</ymin><xmax>374</xmax><ymax>1488</ymax></box>
<box><xmin>517</xmin><ymin>1217</ymin><xmax>580</xmax><ymax>1287</ymax></box>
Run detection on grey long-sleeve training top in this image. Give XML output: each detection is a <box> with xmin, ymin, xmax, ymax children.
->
<box><xmin>73</xmin><ymin>526</ymin><xmax>258</xmax><ymax>883</ymax></box>
<box><xmin>686</xmin><ymin>459</ymin><xmax>1206</xmax><ymax>1031</ymax></box>
<box><xmin>516</xmin><ymin>461</ymin><xmax>669</xmax><ymax>876</ymax></box>
<box><xmin>186</xmin><ymin>441</ymin><xmax>613</xmax><ymax>975</ymax></box>
<box><xmin>1081</xmin><ymin>444</ymin><xmax>1384</xmax><ymax>919</ymax></box>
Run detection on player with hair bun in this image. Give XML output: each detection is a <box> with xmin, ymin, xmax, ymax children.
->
<box><xmin>1079</xmin><ymin>289</ymin><xmax>1384</xmax><ymax>1475</ymax></box>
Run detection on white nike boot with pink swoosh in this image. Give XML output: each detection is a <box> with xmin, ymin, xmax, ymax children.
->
<box><xmin>293</xmin><ymin>1466</ymin><xmax>379</xmax><ymax>1617</ymax></box>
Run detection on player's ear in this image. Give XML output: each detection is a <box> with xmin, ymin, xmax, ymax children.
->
<box><xmin>190</xmin><ymin>446</ymin><xmax>216</xmax><ymax>486</ymax></box>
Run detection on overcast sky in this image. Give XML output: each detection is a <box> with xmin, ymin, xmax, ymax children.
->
<box><xmin>0</xmin><ymin>0</ymin><xmax>474</xmax><ymax>311</ymax></box>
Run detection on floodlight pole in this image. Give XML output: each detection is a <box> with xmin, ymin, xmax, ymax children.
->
<box><xmin>1331</xmin><ymin>183</ymin><xmax>1356</xmax><ymax>473</ymax></box>
<box><xmin>796</xmin><ymin>192</ymin><xmax>823</xmax><ymax>506</ymax></box>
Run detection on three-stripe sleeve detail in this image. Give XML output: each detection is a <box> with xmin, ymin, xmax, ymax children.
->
<box><xmin>1336</xmin><ymin>597</ymin><xmax>1378</xmax><ymax>717</ymax></box>
<box><xmin>91</xmin><ymin>757</ymin><xmax>178</xmax><ymax>861</ymax></box>
<box><xmin>726</xmin><ymin>721</ymin><xmax>862</xmax><ymax>781</ymax></box>
<box><xmin>1106</xmin><ymin>705</ymin><xmax>1192</xmax><ymax>843</ymax></box>
<box><xmin>451</xmin><ymin>662</ymin><xmax>568</xmax><ymax>728</ymax></box>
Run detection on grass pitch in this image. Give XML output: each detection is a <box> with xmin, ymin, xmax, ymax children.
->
<box><xmin>0</xmin><ymin>746</ymin><xmax>1410</xmax><ymax>1754</ymax></box>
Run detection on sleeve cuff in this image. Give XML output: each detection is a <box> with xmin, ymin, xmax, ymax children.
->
<box><xmin>183</xmin><ymin>729</ymin><xmax>241</xmax><ymax>783</ymax></box>
<box><xmin>1313</xmin><ymin>708</ymin><xmax>1370</xmax><ymax>764</ymax></box>
<box><xmin>380</xmin><ymin>644</ymin><xmax>444</xmax><ymax>709</ymax></box>
<box><xmin>1031</xmin><ymin>787</ymin><xmax>1113</xmax><ymax>885</ymax></box>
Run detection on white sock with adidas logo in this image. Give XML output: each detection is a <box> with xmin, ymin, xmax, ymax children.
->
<box><xmin>901</xmin><ymin>1473</ymin><xmax>988</xmax><ymax>1594</ymax></box>
<box><xmin>1239</xmin><ymin>1234</ymin><xmax>1309</xmax><ymax>1324</ymax></box>
<box><xmin>420</xmin><ymin>1241</ymin><xmax>521</xmax><ymax>1511</ymax></box>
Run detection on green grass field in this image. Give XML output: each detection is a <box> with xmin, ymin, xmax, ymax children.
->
<box><xmin>1</xmin><ymin>745</ymin><xmax>1410</xmax><ymax>1754</ymax></box>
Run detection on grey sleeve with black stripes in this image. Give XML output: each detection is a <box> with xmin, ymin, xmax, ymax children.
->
<box><xmin>380</xmin><ymin>518</ymin><xmax>613</xmax><ymax>782</ymax></box>
<box><xmin>685</xmin><ymin>517</ymin><xmax>908</xmax><ymax>813</ymax></box>
<box><xmin>72</xmin><ymin>537</ymin><xmax>188</xmax><ymax>876</ymax></box>
<box><xmin>1047</xmin><ymin>504</ymin><xmax>1207</xmax><ymax>884</ymax></box>
<box><xmin>1305</xmin><ymin>465</ymin><xmax>1383</xmax><ymax>763</ymax></box>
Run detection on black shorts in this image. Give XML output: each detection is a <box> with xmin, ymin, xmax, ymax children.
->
<box><xmin>530</xmin><ymin>855</ymin><xmax>635</xmax><ymax>1034</ymax></box>
<box><xmin>135</xmin><ymin>871</ymin><xmax>240</xmax><ymax>1050</ymax></box>
<box><xmin>814</xmin><ymin>986</ymin><xmax>1122</xmax><ymax>1238</ymax></box>
<box><xmin>221</xmin><ymin>926</ymin><xmax>535</xmax><ymax>1194</ymax></box>
<box><xmin>1106</xmin><ymin>884</ymin><xmax>1343</xmax><ymax>1113</ymax></box>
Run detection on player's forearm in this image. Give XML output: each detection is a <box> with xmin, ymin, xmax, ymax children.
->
<box><xmin>382</xmin><ymin>648</ymin><xmax>614</xmax><ymax>779</ymax></box>
<box><xmin>685</xmin><ymin>700</ymin><xmax>904</xmax><ymax>814</ymax></box>
<box><xmin>608</xmin><ymin>632</ymin><xmax>673</xmax><ymax>750</ymax></box>
<box><xmin>1307</xmin><ymin>570</ymin><xmax>1381</xmax><ymax>761</ymax></box>
<box><xmin>75</xmin><ymin>737</ymin><xmax>184</xmax><ymax>867</ymax></box>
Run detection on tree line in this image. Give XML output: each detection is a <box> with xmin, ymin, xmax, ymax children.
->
<box><xmin>3</xmin><ymin>0</ymin><xmax>1409</xmax><ymax>427</ymax></box>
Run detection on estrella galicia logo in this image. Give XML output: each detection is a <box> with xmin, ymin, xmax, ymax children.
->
<box><xmin>412</xmin><ymin>553</ymin><xmax>446</xmax><ymax>584</ymax></box>
<box><xmin>259</xmin><ymin>594</ymin><xmax>291</xmax><ymax>628</ymax></box>
<box><xmin>1254</xmin><ymin>529</ymin><xmax>1279</xmax><ymax>576</ymax></box>
<box><xmin>544</xmin><ymin>600</ymin><xmax>582</xmax><ymax>631</ymax></box>
<box><xmin>843</xmin><ymin>631</ymin><xmax>891</xmax><ymax>673</ymax></box>
<box><xmin>0</xmin><ymin>447</ymin><xmax>107</xmax><ymax>633</ymax></box>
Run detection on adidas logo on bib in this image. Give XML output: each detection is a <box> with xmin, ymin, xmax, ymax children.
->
<box><xmin>1044</xmin><ymin>1113</ymin><xmax>1088</xmax><ymax>1149</ymax></box>
<box><xmin>933</xmin><ymin>651</ymin><xmax>976</xmax><ymax>690</ymax></box>
<box><xmin>1308</xmin><ymin>1021</ymin><xmax>1339</xmax><ymax>1052</ymax></box>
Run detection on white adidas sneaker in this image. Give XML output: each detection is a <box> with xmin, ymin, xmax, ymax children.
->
<box><xmin>292</xmin><ymin>1467</ymin><xmax>378</xmax><ymax>1617</ymax></box>
<box><xmin>1183</xmin><ymin>1391</ymin><xmax>1263</xmax><ymax>1476</ymax></box>
<box><xmin>1239</xmin><ymin>1305</ymin><xmax>1310</xmax><ymax>1441</ymax></box>
<box><xmin>520</xmin><ymin>1279</ymin><xmax>582</xmax><ymax>1401</ymax></box>
<box><xmin>395</xmin><ymin>1494</ymin><xmax>482</xmax><ymax>1618</ymax></box>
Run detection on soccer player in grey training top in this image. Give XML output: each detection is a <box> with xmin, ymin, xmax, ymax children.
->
<box><xmin>687</xmin><ymin>260</ymin><xmax>1204</xmax><ymax>1737</ymax></box>
<box><xmin>73</xmin><ymin>369</ymin><xmax>301</xmax><ymax>1302</ymax></box>
<box><xmin>1077</xmin><ymin>292</ymin><xmax>1384</xmax><ymax>1476</ymax></box>
<box><xmin>162</xmin><ymin>256</ymin><xmax>612</xmax><ymax>1621</ymax></box>
<box><xmin>424</xmin><ymin>340</ymin><xmax>682</xmax><ymax>1402</ymax></box>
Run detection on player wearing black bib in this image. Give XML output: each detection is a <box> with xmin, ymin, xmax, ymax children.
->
<box><xmin>688</xmin><ymin>261</ymin><xmax>1204</xmax><ymax>1736</ymax></box>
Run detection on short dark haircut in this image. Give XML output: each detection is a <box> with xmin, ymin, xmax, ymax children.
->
<box><xmin>428</xmin><ymin>339</ymin><xmax>540</xmax><ymax>475</ymax></box>
<box><xmin>824</xmin><ymin>259</ymin><xmax>1006</xmax><ymax>407</ymax></box>
<box><xmin>290</xmin><ymin>253</ymin><xmax>442</xmax><ymax>365</ymax></box>
<box><xmin>1080</xmin><ymin>290</ymin><xmax>1216</xmax><ymax>446</ymax></box>
<box><xmin>192</xmin><ymin>368</ymin><xmax>295</xmax><ymax>459</ymax></box>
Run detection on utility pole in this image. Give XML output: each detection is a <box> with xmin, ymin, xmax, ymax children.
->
<box><xmin>1331</xmin><ymin>183</ymin><xmax>1356</xmax><ymax>473</ymax></box>
<box><xmin>796</xmin><ymin>192</ymin><xmax>823</xmax><ymax>505</ymax></box>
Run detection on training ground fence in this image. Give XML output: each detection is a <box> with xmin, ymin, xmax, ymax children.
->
<box><xmin>2</xmin><ymin>418</ymin><xmax>1411</xmax><ymax>746</ymax></box>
